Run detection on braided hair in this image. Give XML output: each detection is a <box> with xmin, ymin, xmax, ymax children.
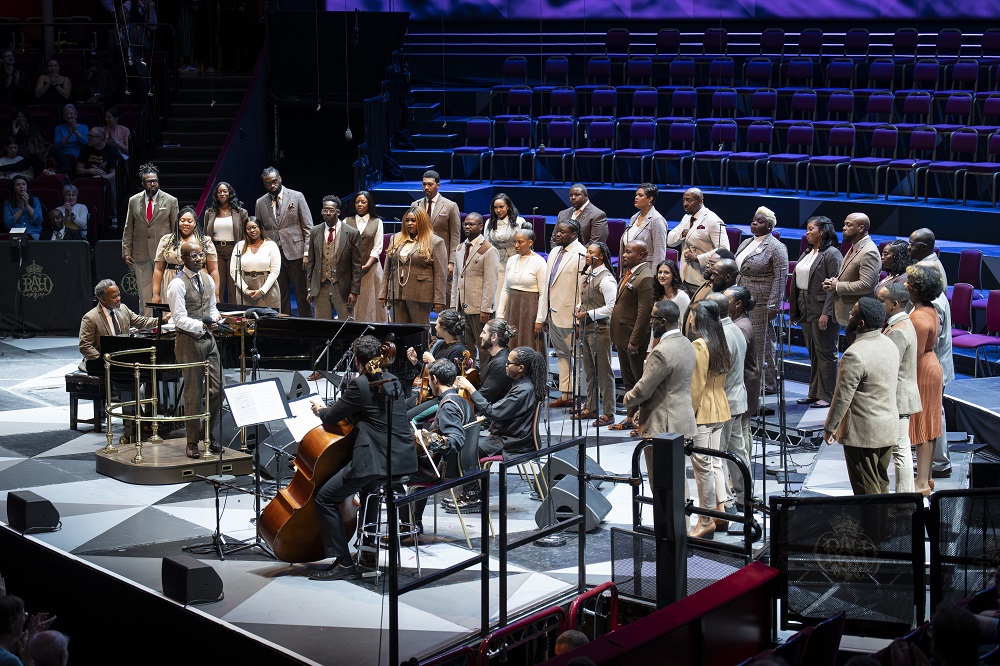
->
<box><xmin>171</xmin><ymin>205</ymin><xmax>208</xmax><ymax>251</ymax></box>
<box><xmin>511</xmin><ymin>346</ymin><xmax>547</xmax><ymax>401</ymax></box>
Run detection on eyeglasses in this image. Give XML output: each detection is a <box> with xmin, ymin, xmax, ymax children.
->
<box><xmin>505</xmin><ymin>361</ymin><xmax>522</xmax><ymax>367</ymax></box>
<box><xmin>184</xmin><ymin>252</ymin><xmax>206</xmax><ymax>259</ymax></box>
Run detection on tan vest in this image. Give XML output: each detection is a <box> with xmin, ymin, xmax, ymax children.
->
<box><xmin>321</xmin><ymin>226</ymin><xmax>341</xmax><ymax>284</ymax></box>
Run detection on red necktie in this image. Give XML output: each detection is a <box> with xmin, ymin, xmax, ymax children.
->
<box><xmin>327</xmin><ymin>226</ymin><xmax>334</xmax><ymax>245</ymax></box>
<box><xmin>146</xmin><ymin>197</ymin><xmax>153</xmax><ymax>223</ymax></box>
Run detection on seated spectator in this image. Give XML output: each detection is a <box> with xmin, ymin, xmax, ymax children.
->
<box><xmin>0</xmin><ymin>594</ymin><xmax>54</xmax><ymax>666</ymax></box>
<box><xmin>0</xmin><ymin>136</ymin><xmax>32</xmax><ymax>178</ymax></box>
<box><xmin>3</xmin><ymin>175</ymin><xmax>43</xmax><ymax>239</ymax></box>
<box><xmin>81</xmin><ymin>58</ymin><xmax>118</xmax><ymax>108</ymax></box>
<box><xmin>22</xmin><ymin>125</ymin><xmax>53</xmax><ymax>176</ymax></box>
<box><xmin>27</xmin><ymin>631</ymin><xmax>68</xmax><ymax>666</ymax></box>
<box><xmin>75</xmin><ymin>127</ymin><xmax>119</xmax><ymax>218</ymax></box>
<box><xmin>52</xmin><ymin>104</ymin><xmax>88</xmax><ymax>169</ymax></box>
<box><xmin>9</xmin><ymin>112</ymin><xmax>29</xmax><ymax>147</ymax></box>
<box><xmin>44</xmin><ymin>208</ymin><xmax>85</xmax><ymax>241</ymax></box>
<box><xmin>0</xmin><ymin>50</ymin><xmax>29</xmax><ymax>107</ymax></box>
<box><xmin>555</xmin><ymin>630</ymin><xmax>590</xmax><ymax>656</ymax></box>
<box><xmin>104</xmin><ymin>107</ymin><xmax>130</xmax><ymax>160</ymax></box>
<box><xmin>60</xmin><ymin>184</ymin><xmax>88</xmax><ymax>234</ymax></box>
<box><xmin>932</xmin><ymin>605</ymin><xmax>982</xmax><ymax>666</ymax></box>
<box><xmin>34</xmin><ymin>58</ymin><xmax>72</xmax><ymax>106</ymax></box>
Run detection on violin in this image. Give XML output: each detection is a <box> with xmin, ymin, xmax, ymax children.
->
<box><xmin>457</xmin><ymin>350</ymin><xmax>480</xmax><ymax>409</ymax></box>
<box><xmin>411</xmin><ymin>334</ymin><xmax>439</xmax><ymax>405</ymax></box>
<box><xmin>259</xmin><ymin>336</ymin><xmax>395</xmax><ymax>563</ymax></box>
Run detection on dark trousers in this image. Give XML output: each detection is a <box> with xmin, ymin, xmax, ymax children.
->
<box><xmin>314</xmin><ymin>466</ymin><xmax>377</xmax><ymax>561</ymax></box>
<box><xmin>176</xmin><ymin>334</ymin><xmax>221</xmax><ymax>445</ymax></box>
<box><xmin>843</xmin><ymin>445</ymin><xmax>892</xmax><ymax>495</ymax></box>
<box><xmin>214</xmin><ymin>241</ymin><xmax>237</xmax><ymax>304</ymax></box>
<box><xmin>278</xmin><ymin>249</ymin><xmax>311</xmax><ymax>317</ymax></box>
<box><xmin>800</xmin><ymin>307</ymin><xmax>840</xmax><ymax>402</ymax></box>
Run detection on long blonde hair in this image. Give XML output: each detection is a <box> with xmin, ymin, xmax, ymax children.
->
<box><xmin>391</xmin><ymin>205</ymin><xmax>434</xmax><ymax>262</ymax></box>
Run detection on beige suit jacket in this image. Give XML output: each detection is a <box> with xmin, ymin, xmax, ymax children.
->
<box><xmin>833</xmin><ymin>235</ymin><xmax>881</xmax><ymax>326</ymax></box>
<box><xmin>624</xmin><ymin>332</ymin><xmax>698</xmax><ymax>439</ymax></box>
<box><xmin>307</xmin><ymin>222</ymin><xmax>363</xmax><ymax>300</ymax></box>
<box><xmin>666</xmin><ymin>205</ymin><xmax>729</xmax><ymax>286</ymax></box>
<box><xmin>79</xmin><ymin>304</ymin><xmax>158</xmax><ymax>359</ymax></box>
<box><xmin>253</xmin><ymin>187</ymin><xmax>314</xmax><ymax>260</ymax></box>
<box><xmin>885</xmin><ymin>314</ymin><xmax>923</xmax><ymax>417</ymax></box>
<box><xmin>122</xmin><ymin>190</ymin><xmax>178</xmax><ymax>262</ymax></box>
<box><xmin>545</xmin><ymin>240</ymin><xmax>588</xmax><ymax>329</ymax></box>
<box><xmin>415</xmin><ymin>195</ymin><xmax>461</xmax><ymax>262</ymax></box>
<box><xmin>451</xmin><ymin>236</ymin><xmax>500</xmax><ymax>315</ymax></box>
<box><xmin>556</xmin><ymin>202</ymin><xmax>608</xmax><ymax>245</ymax></box>
<box><xmin>825</xmin><ymin>329</ymin><xmax>900</xmax><ymax>449</ymax></box>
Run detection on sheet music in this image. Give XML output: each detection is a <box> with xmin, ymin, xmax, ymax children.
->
<box><xmin>285</xmin><ymin>395</ymin><xmax>323</xmax><ymax>442</ymax></box>
<box><xmin>223</xmin><ymin>378</ymin><xmax>292</xmax><ymax>428</ymax></box>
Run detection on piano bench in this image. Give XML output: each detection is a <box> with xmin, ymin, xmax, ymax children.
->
<box><xmin>66</xmin><ymin>372</ymin><xmax>105</xmax><ymax>433</ymax></box>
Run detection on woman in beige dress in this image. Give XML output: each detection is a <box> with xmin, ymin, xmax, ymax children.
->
<box><xmin>232</xmin><ymin>217</ymin><xmax>281</xmax><ymax>309</ymax></box>
<box><xmin>343</xmin><ymin>190</ymin><xmax>386</xmax><ymax>322</ymax></box>
<box><xmin>151</xmin><ymin>206</ymin><xmax>220</xmax><ymax>304</ymax></box>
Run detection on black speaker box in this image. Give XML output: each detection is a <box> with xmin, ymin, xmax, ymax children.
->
<box><xmin>970</xmin><ymin>458</ymin><xmax>1000</xmax><ymax>489</ymax></box>
<box><xmin>6</xmin><ymin>490</ymin><xmax>60</xmax><ymax>533</ymax></box>
<box><xmin>256</xmin><ymin>370</ymin><xmax>309</xmax><ymax>400</ymax></box>
<box><xmin>535</xmin><ymin>475</ymin><xmax>612</xmax><ymax>532</ymax></box>
<box><xmin>161</xmin><ymin>555</ymin><xmax>223</xmax><ymax>605</ymax></box>
<box><xmin>540</xmin><ymin>448</ymin><xmax>607</xmax><ymax>489</ymax></box>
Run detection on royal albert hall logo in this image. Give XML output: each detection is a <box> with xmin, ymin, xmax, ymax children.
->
<box><xmin>18</xmin><ymin>261</ymin><xmax>53</xmax><ymax>300</ymax></box>
<box><xmin>812</xmin><ymin>513</ymin><xmax>881</xmax><ymax>580</ymax></box>
<box><xmin>121</xmin><ymin>268</ymin><xmax>139</xmax><ymax>296</ymax></box>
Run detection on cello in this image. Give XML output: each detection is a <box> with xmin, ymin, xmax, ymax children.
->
<box><xmin>259</xmin><ymin>339</ymin><xmax>395</xmax><ymax>563</ymax></box>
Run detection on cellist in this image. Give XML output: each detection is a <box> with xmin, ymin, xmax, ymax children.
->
<box><xmin>308</xmin><ymin>335</ymin><xmax>417</xmax><ymax>581</ymax></box>
<box><xmin>404</xmin><ymin>308</ymin><xmax>467</xmax><ymax>414</ymax></box>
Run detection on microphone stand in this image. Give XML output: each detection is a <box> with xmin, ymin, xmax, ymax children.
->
<box><xmin>234</xmin><ymin>242</ymin><xmax>244</xmax><ymax>307</ymax></box>
<box><xmin>386</xmin><ymin>242</ymin><xmax>398</xmax><ymax>324</ymax></box>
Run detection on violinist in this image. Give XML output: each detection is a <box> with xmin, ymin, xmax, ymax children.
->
<box><xmin>407</xmin><ymin>359</ymin><xmax>474</xmax><ymax>538</ymax></box>
<box><xmin>308</xmin><ymin>335</ymin><xmax>417</xmax><ymax>581</ymax></box>
<box><xmin>405</xmin><ymin>309</ymin><xmax>467</xmax><ymax>412</ymax></box>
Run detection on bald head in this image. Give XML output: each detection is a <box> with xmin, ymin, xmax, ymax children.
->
<box><xmin>843</xmin><ymin>213</ymin><xmax>870</xmax><ymax>244</ymax></box>
<box><xmin>622</xmin><ymin>240</ymin><xmax>648</xmax><ymax>269</ymax></box>
<box><xmin>28</xmin><ymin>630</ymin><xmax>69</xmax><ymax>666</ymax></box>
<box><xmin>908</xmin><ymin>228</ymin><xmax>935</xmax><ymax>261</ymax></box>
<box><xmin>711</xmin><ymin>259</ymin><xmax>739</xmax><ymax>291</ymax></box>
<box><xmin>706</xmin><ymin>292</ymin><xmax>730</xmax><ymax>318</ymax></box>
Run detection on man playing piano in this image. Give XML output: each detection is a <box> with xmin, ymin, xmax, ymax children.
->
<box><xmin>79</xmin><ymin>278</ymin><xmax>159</xmax><ymax>370</ymax></box>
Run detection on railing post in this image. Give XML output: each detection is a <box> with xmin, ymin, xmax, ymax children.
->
<box><xmin>651</xmin><ymin>433</ymin><xmax>687</xmax><ymax>607</ymax></box>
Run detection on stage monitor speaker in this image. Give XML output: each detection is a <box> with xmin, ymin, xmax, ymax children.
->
<box><xmin>535</xmin><ymin>475</ymin><xmax>612</xmax><ymax>532</ymax></box>
<box><xmin>970</xmin><ymin>458</ymin><xmax>1000</xmax><ymax>489</ymax></box>
<box><xmin>6</xmin><ymin>490</ymin><xmax>60</xmax><ymax>534</ymax></box>
<box><xmin>256</xmin><ymin>370</ymin><xmax>309</xmax><ymax>400</ymax></box>
<box><xmin>540</xmin><ymin>448</ymin><xmax>607</xmax><ymax>489</ymax></box>
<box><xmin>161</xmin><ymin>554</ymin><xmax>223</xmax><ymax>605</ymax></box>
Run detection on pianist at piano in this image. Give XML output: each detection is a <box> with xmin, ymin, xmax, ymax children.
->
<box><xmin>78</xmin><ymin>278</ymin><xmax>159</xmax><ymax>369</ymax></box>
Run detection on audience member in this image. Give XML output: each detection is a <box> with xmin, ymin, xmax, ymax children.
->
<box><xmin>26</xmin><ymin>631</ymin><xmax>68</xmax><ymax>666</ymax></box>
<box><xmin>103</xmin><ymin>107</ymin><xmax>130</xmax><ymax>159</ymax></box>
<box><xmin>3</xmin><ymin>175</ymin><xmax>43</xmax><ymax>239</ymax></box>
<box><xmin>686</xmin><ymin>299</ymin><xmax>732</xmax><ymax>539</ymax></box>
<box><xmin>906</xmin><ymin>263</ymin><xmax>945</xmax><ymax>496</ymax></box>
<box><xmin>931</xmin><ymin>606</ymin><xmax>982</xmax><ymax>666</ymax></box>
<box><xmin>381</xmin><ymin>206</ymin><xmax>448</xmax><ymax>324</ymax></box>
<box><xmin>414</xmin><ymin>170</ymin><xmax>461</xmax><ymax>287</ymax></box>
<box><xmin>496</xmin><ymin>228</ymin><xmax>548</xmax><ymax>355</ymax></box>
<box><xmin>451</xmin><ymin>212</ymin><xmax>500</xmax><ymax>359</ymax></box>
<box><xmin>546</xmin><ymin>219</ymin><xmax>588</xmax><ymax>408</ymax></box>
<box><xmin>556</xmin><ymin>183</ymin><xmax>608</xmax><ymax>245</ymax></box>
<box><xmin>255</xmin><ymin>166</ymin><xmax>315</xmax><ymax>317</ymax></box>
<box><xmin>609</xmin><ymin>241</ymin><xmax>655</xmax><ymax>435</ymax></box>
<box><xmin>574</xmin><ymin>242</ymin><xmax>618</xmax><ymax>427</ymax></box>
<box><xmin>123</xmin><ymin>163</ymin><xmax>179</xmax><ymax>314</ymax></box>
<box><xmin>307</xmin><ymin>194</ymin><xmax>362</xmax><ymax>320</ymax></box>
<box><xmin>0</xmin><ymin>49</ymin><xmax>29</xmax><ymax>106</ymax></box>
<box><xmin>44</xmin><ymin>208</ymin><xmax>84</xmax><ymax>241</ymax></box>
<box><xmin>554</xmin><ymin>630</ymin><xmax>590</xmax><ymax>657</ymax></box>
<box><xmin>81</xmin><ymin>58</ymin><xmax>118</xmax><ymax>108</ymax></box>
<box><xmin>0</xmin><ymin>136</ymin><xmax>32</xmax><ymax>178</ymax></box>
<box><xmin>204</xmin><ymin>181</ymin><xmax>249</xmax><ymax>304</ymax></box>
<box><xmin>75</xmin><ymin>126</ymin><xmax>120</xmax><ymax>217</ymax></box>
<box><xmin>878</xmin><ymin>283</ymin><xmax>920</xmax><ymax>494</ymax></box>
<box><xmin>824</xmin><ymin>297</ymin><xmax>899</xmax><ymax>495</ymax></box>
<box><xmin>34</xmin><ymin>58</ymin><xmax>72</xmax><ymax>105</ymax></box>
<box><xmin>60</xmin><ymin>184</ymin><xmax>88</xmax><ymax>235</ymax></box>
<box><xmin>343</xmin><ymin>191</ymin><xmax>387</xmax><ymax>323</ymax></box>
<box><xmin>823</xmin><ymin>212</ymin><xmax>881</xmax><ymax>332</ymax></box>
<box><xmin>0</xmin><ymin>594</ymin><xmax>56</xmax><ymax>666</ymax></box>
<box><xmin>52</xmin><ymin>104</ymin><xmax>88</xmax><ymax>169</ymax></box>
<box><xmin>485</xmin><ymin>192</ymin><xmax>531</xmax><ymax>304</ymax></box>
<box><xmin>621</xmin><ymin>182</ymin><xmax>667</xmax><ymax>269</ymax></box>
<box><xmin>735</xmin><ymin>206</ymin><xmax>788</xmax><ymax>394</ymax></box>
<box><xmin>789</xmin><ymin>216</ymin><xmax>843</xmax><ymax>409</ymax></box>
<box><xmin>667</xmin><ymin>187</ymin><xmax>729</xmax><ymax>295</ymax></box>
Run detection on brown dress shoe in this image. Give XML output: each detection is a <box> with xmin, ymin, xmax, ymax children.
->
<box><xmin>186</xmin><ymin>442</ymin><xmax>200</xmax><ymax>458</ymax></box>
<box><xmin>549</xmin><ymin>396</ymin><xmax>573</xmax><ymax>408</ymax></box>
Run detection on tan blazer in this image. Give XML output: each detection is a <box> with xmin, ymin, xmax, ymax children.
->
<box><xmin>382</xmin><ymin>234</ymin><xmax>449</xmax><ymax>305</ymax></box>
<box><xmin>253</xmin><ymin>187</ymin><xmax>314</xmax><ymax>260</ymax></box>
<box><xmin>307</xmin><ymin>222</ymin><xmax>363</xmax><ymax>301</ymax></box>
<box><xmin>824</xmin><ymin>329</ymin><xmax>900</xmax><ymax>449</ymax></box>
<box><xmin>885</xmin><ymin>314</ymin><xmax>923</xmax><ymax>417</ymax></box>
<box><xmin>610</xmin><ymin>262</ymin><xmax>654</xmax><ymax>350</ymax></box>
<box><xmin>79</xmin><ymin>303</ymin><xmax>158</xmax><ymax>359</ymax></box>
<box><xmin>624</xmin><ymin>332</ymin><xmax>698</xmax><ymax>438</ymax></box>
<box><xmin>545</xmin><ymin>240</ymin><xmax>588</xmax><ymax>329</ymax></box>
<box><xmin>833</xmin><ymin>235</ymin><xmax>881</xmax><ymax>326</ymax></box>
<box><xmin>122</xmin><ymin>190</ymin><xmax>178</xmax><ymax>262</ymax></box>
<box><xmin>556</xmin><ymin>202</ymin><xmax>608</xmax><ymax>245</ymax></box>
<box><xmin>666</xmin><ymin>205</ymin><xmax>729</xmax><ymax>285</ymax></box>
<box><xmin>451</xmin><ymin>236</ymin><xmax>500</xmax><ymax>315</ymax></box>
<box><xmin>691</xmin><ymin>338</ymin><xmax>731</xmax><ymax>425</ymax></box>
<box><xmin>415</xmin><ymin>195</ymin><xmax>461</xmax><ymax>262</ymax></box>
<box><xmin>789</xmin><ymin>246</ymin><xmax>842</xmax><ymax>323</ymax></box>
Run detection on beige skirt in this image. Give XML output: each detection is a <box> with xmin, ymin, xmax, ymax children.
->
<box><xmin>239</xmin><ymin>272</ymin><xmax>281</xmax><ymax>310</ymax></box>
<box><xmin>506</xmin><ymin>289</ymin><xmax>546</xmax><ymax>355</ymax></box>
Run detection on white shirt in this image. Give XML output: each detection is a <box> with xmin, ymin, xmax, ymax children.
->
<box><xmin>577</xmin><ymin>265</ymin><xmax>617</xmax><ymax>321</ymax></box>
<box><xmin>886</xmin><ymin>311</ymin><xmax>908</xmax><ymax>328</ymax></box>
<box><xmin>104</xmin><ymin>306</ymin><xmax>121</xmax><ymax>334</ymax></box>
<box><xmin>165</xmin><ymin>267</ymin><xmax>219</xmax><ymax>336</ymax></box>
<box><xmin>498</xmin><ymin>253</ymin><xmax>549</xmax><ymax>323</ymax></box>
<box><xmin>795</xmin><ymin>248</ymin><xmax>819</xmax><ymax>290</ymax></box>
<box><xmin>212</xmin><ymin>214</ymin><xmax>235</xmax><ymax>242</ymax></box>
<box><xmin>571</xmin><ymin>200</ymin><xmax>590</xmax><ymax>220</ymax></box>
<box><xmin>735</xmin><ymin>235</ymin><xmax>766</xmax><ymax>269</ymax></box>
<box><xmin>355</xmin><ymin>214</ymin><xmax>385</xmax><ymax>260</ymax></box>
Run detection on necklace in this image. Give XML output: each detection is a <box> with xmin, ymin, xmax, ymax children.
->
<box><xmin>508</xmin><ymin>253</ymin><xmax>532</xmax><ymax>285</ymax></box>
<box><xmin>396</xmin><ymin>237</ymin><xmax>416</xmax><ymax>288</ymax></box>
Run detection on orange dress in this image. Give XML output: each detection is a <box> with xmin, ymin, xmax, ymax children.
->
<box><xmin>908</xmin><ymin>305</ymin><xmax>943</xmax><ymax>445</ymax></box>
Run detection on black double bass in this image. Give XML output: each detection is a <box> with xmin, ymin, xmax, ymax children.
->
<box><xmin>260</xmin><ymin>340</ymin><xmax>395</xmax><ymax>563</ymax></box>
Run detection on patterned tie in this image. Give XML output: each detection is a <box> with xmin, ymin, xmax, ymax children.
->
<box><xmin>327</xmin><ymin>225</ymin><xmax>334</xmax><ymax>245</ymax></box>
<box><xmin>549</xmin><ymin>249</ymin><xmax>564</xmax><ymax>288</ymax></box>
<box><xmin>146</xmin><ymin>196</ymin><xmax>153</xmax><ymax>223</ymax></box>
<box><xmin>425</xmin><ymin>198</ymin><xmax>432</xmax><ymax>215</ymax></box>
<box><xmin>109</xmin><ymin>308</ymin><xmax>121</xmax><ymax>335</ymax></box>
<box><xmin>191</xmin><ymin>273</ymin><xmax>202</xmax><ymax>295</ymax></box>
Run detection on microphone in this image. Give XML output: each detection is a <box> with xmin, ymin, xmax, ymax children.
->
<box><xmin>363</xmin><ymin>324</ymin><xmax>375</xmax><ymax>335</ymax></box>
<box><xmin>202</xmin><ymin>315</ymin><xmax>215</xmax><ymax>328</ymax></box>
<box><xmin>345</xmin><ymin>127</ymin><xmax>353</xmax><ymax>141</ymax></box>
<box><xmin>247</xmin><ymin>310</ymin><xmax>260</xmax><ymax>320</ymax></box>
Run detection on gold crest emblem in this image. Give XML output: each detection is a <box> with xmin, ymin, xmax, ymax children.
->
<box><xmin>813</xmin><ymin>514</ymin><xmax>880</xmax><ymax>580</ymax></box>
<box><xmin>18</xmin><ymin>261</ymin><xmax>53</xmax><ymax>300</ymax></box>
<box><xmin>121</xmin><ymin>268</ymin><xmax>139</xmax><ymax>296</ymax></box>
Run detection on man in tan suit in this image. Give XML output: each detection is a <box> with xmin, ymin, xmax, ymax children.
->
<box><xmin>666</xmin><ymin>188</ymin><xmax>730</xmax><ymax>295</ymax></box>
<box><xmin>878</xmin><ymin>283</ymin><xmax>921</xmax><ymax>494</ymax></box>
<box><xmin>546</xmin><ymin>219</ymin><xmax>588</xmax><ymax>407</ymax></box>
<box><xmin>451</xmin><ymin>213</ymin><xmax>500</xmax><ymax>360</ymax></box>
<box><xmin>307</xmin><ymin>195</ymin><xmax>362</xmax><ymax>321</ymax></box>
<box><xmin>824</xmin><ymin>297</ymin><xmax>900</xmax><ymax>495</ymax></box>
<box><xmin>556</xmin><ymin>184</ymin><xmax>608</xmax><ymax>245</ymax></box>
<box><xmin>415</xmin><ymin>170</ymin><xmax>461</xmax><ymax>290</ymax></box>
<box><xmin>122</xmin><ymin>164</ymin><xmax>178</xmax><ymax>315</ymax></box>
<box><xmin>823</xmin><ymin>212</ymin><xmax>881</xmax><ymax>328</ymax></box>
<box><xmin>255</xmin><ymin>166</ymin><xmax>315</xmax><ymax>317</ymax></box>
<box><xmin>79</xmin><ymin>278</ymin><xmax>159</xmax><ymax>367</ymax></box>
<box><xmin>610</xmin><ymin>241</ymin><xmax>655</xmax><ymax>428</ymax></box>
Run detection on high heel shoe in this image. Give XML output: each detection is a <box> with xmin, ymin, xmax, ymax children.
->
<box><xmin>689</xmin><ymin>517</ymin><xmax>716</xmax><ymax>540</ymax></box>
